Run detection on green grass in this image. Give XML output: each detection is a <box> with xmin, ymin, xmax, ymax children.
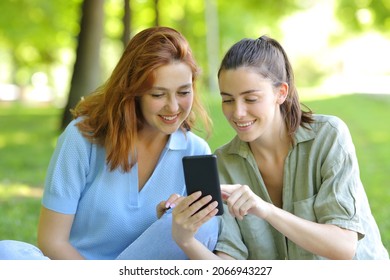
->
<box><xmin>1</xmin><ymin>93</ymin><xmax>389</xmax><ymax>253</ymax></box>
<box><xmin>0</xmin><ymin>103</ymin><xmax>61</xmax><ymax>245</ymax></box>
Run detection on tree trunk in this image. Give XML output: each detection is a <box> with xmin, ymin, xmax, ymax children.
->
<box><xmin>61</xmin><ymin>0</ymin><xmax>104</xmax><ymax>130</ymax></box>
<box><xmin>122</xmin><ymin>0</ymin><xmax>131</xmax><ymax>48</ymax></box>
<box><xmin>154</xmin><ymin>0</ymin><xmax>159</xmax><ymax>26</ymax></box>
<box><xmin>204</xmin><ymin>0</ymin><xmax>219</xmax><ymax>94</ymax></box>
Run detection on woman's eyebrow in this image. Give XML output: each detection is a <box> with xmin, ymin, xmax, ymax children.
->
<box><xmin>220</xmin><ymin>89</ymin><xmax>261</xmax><ymax>96</ymax></box>
<box><xmin>220</xmin><ymin>92</ymin><xmax>232</xmax><ymax>96</ymax></box>
<box><xmin>151</xmin><ymin>83</ymin><xmax>192</xmax><ymax>91</ymax></box>
<box><xmin>178</xmin><ymin>83</ymin><xmax>193</xmax><ymax>89</ymax></box>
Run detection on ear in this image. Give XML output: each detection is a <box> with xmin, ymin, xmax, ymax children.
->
<box><xmin>276</xmin><ymin>82</ymin><xmax>288</xmax><ymax>104</ymax></box>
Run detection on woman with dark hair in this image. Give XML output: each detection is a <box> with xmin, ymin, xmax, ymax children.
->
<box><xmin>171</xmin><ymin>35</ymin><xmax>389</xmax><ymax>260</ymax></box>
<box><xmin>0</xmin><ymin>26</ymin><xmax>218</xmax><ymax>260</ymax></box>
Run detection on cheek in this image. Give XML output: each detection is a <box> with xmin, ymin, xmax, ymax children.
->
<box><xmin>181</xmin><ymin>96</ymin><xmax>193</xmax><ymax>111</ymax></box>
<box><xmin>221</xmin><ymin>104</ymin><xmax>232</xmax><ymax>119</ymax></box>
<box><xmin>139</xmin><ymin>101</ymin><xmax>162</xmax><ymax>124</ymax></box>
<box><xmin>142</xmin><ymin>99</ymin><xmax>162</xmax><ymax>114</ymax></box>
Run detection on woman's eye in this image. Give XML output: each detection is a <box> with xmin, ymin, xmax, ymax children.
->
<box><xmin>245</xmin><ymin>98</ymin><xmax>258</xmax><ymax>103</ymax></box>
<box><xmin>222</xmin><ymin>99</ymin><xmax>234</xmax><ymax>103</ymax></box>
<box><xmin>151</xmin><ymin>93</ymin><xmax>164</xmax><ymax>98</ymax></box>
<box><xmin>178</xmin><ymin>91</ymin><xmax>191</xmax><ymax>96</ymax></box>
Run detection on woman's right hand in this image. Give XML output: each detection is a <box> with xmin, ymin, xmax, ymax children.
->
<box><xmin>221</xmin><ymin>184</ymin><xmax>271</xmax><ymax>220</ymax></box>
<box><xmin>171</xmin><ymin>191</ymin><xmax>219</xmax><ymax>248</ymax></box>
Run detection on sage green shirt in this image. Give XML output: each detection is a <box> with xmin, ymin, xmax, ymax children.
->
<box><xmin>214</xmin><ymin>114</ymin><xmax>389</xmax><ymax>260</ymax></box>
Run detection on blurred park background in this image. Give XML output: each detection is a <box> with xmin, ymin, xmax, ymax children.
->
<box><xmin>0</xmin><ymin>0</ymin><xmax>389</xmax><ymax>254</ymax></box>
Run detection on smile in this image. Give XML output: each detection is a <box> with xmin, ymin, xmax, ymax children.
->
<box><xmin>234</xmin><ymin>120</ymin><xmax>255</xmax><ymax>127</ymax></box>
<box><xmin>160</xmin><ymin>113</ymin><xmax>180</xmax><ymax>121</ymax></box>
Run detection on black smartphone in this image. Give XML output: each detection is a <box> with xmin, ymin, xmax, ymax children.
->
<box><xmin>182</xmin><ymin>154</ymin><xmax>224</xmax><ymax>215</ymax></box>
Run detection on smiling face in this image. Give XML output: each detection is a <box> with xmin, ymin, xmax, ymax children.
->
<box><xmin>219</xmin><ymin>67</ymin><xmax>287</xmax><ymax>143</ymax></box>
<box><xmin>139</xmin><ymin>62</ymin><xmax>194</xmax><ymax>136</ymax></box>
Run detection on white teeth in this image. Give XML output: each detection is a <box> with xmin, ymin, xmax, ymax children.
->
<box><xmin>161</xmin><ymin>115</ymin><xmax>178</xmax><ymax>121</ymax></box>
<box><xmin>236</xmin><ymin>121</ymin><xmax>254</xmax><ymax>127</ymax></box>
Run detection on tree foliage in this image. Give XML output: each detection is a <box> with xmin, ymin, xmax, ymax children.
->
<box><xmin>1</xmin><ymin>0</ymin><xmax>389</xmax><ymax>117</ymax></box>
<box><xmin>0</xmin><ymin>0</ymin><xmax>82</xmax><ymax>84</ymax></box>
<box><xmin>0</xmin><ymin>0</ymin><xmax>304</xmax><ymax>89</ymax></box>
<box><xmin>335</xmin><ymin>0</ymin><xmax>390</xmax><ymax>36</ymax></box>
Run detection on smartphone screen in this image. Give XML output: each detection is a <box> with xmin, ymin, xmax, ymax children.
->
<box><xmin>182</xmin><ymin>154</ymin><xmax>224</xmax><ymax>215</ymax></box>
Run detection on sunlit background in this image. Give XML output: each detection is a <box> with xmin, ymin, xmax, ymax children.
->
<box><xmin>1</xmin><ymin>0</ymin><xmax>389</xmax><ymax>104</ymax></box>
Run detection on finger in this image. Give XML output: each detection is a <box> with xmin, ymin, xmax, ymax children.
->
<box><xmin>186</xmin><ymin>201</ymin><xmax>219</xmax><ymax>230</ymax></box>
<box><xmin>170</xmin><ymin>194</ymin><xmax>185</xmax><ymax>209</ymax></box>
<box><xmin>186</xmin><ymin>195</ymin><xmax>213</xmax><ymax>217</ymax></box>
<box><xmin>226</xmin><ymin>186</ymin><xmax>254</xmax><ymax>219</ymax></box>
<box><xmin>156</xmin><ymin>204</ymin><xmax>165</xmax><ymax>219</ymax></box>
<box><xmin>165</xmin><ymin>193</ymin><xmax>182</xmax><ymax>209</ymax></box>
<box><xmin>194</xmin><ymin>200</ymin><xmax>219</xmax><ymax>220</ymax></box>
<box><xmin>220</xmin><ymin>184</ymin><xmax>241</xmax><ymax>195</ymax></box>
<box><xmin>225</xmin><ymin>189</ymin><xmax>242</xmax><ymax>208</ymax></box>
<box><xmin>228</xmin><ymin>200</ymin><xmax>243</xmax><ymax>219</ymax></box>
<box><xmin>192</xmin><ymin>208</ymin><xmax>219</xmax><ymax>230</ymax></box>
<box><xmin>173</xmin><ymin>191</ymin><xmax>202</xmax><ymax>214</ymax></box>
<box><xmin>157</xmin><ymin>200</ymin><xmax>166</xmax><ymax>211</ymax></box>
<box><xmin>221</xmin><ymin>190</ymin><xmax>230</xmax><ymax>201</ymax></box>
<box><xmin>225</xmin><ymin>184</ymin><xmax>251</xmax><ymax>206</ymax></box>
<box><xmin>234</xmin><ymin>195</ymin><xmax>251</xmax><ymax>219</ymax></box>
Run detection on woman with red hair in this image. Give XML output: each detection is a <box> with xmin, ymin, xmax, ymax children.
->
<box><xmin>0</xmin><ymin>26</ymin><xmax>218</xmax><ymax>260</ymax></box>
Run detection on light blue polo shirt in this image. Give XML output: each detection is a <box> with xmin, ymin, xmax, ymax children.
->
<box><xmin>42</xmin><ymin>118</ymin><xmax>211</xmax><ymax>259</ymax></box>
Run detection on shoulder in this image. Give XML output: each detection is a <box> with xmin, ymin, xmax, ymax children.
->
<box><xmin>303</xmin><ymin>114</ymin><xmax>356</xmax><ymax>157</ymax></box>
<box><xmin>310</xmin><ymin>114</ymin><xmax>353</xmax><ymax>144</ymax></box>
<box><xmin>62</xmin><ymin>118</ymin><xmax>82</xmax><ymax>135</ymax></box>
<box><xmin>57</xmin><ymin>118</ymin><xmax>92</xmax><ymax>149</ymax></box>
<box><xmin>59</xmin><ymin>118</ymin><xmax>82</xmax><ymax>140</ymax></box>
<box><xmin>311</xmin><ymin>114</ymin><xmax>350</xmax><ymax>133</ymax></box>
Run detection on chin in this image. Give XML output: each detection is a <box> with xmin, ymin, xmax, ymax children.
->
<box><xmin>162</xmin><ymin>126</ymin><xmax>180</xmax><ymax>135</ymax></box>
<box><xmin>236</xmin><ymin>134</ymin><xmax>255</xmax><ymax>143</ymax></box>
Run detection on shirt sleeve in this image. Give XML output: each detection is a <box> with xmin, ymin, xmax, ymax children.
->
<box><xmin>314</xmin><ymin>118</ymin><xmax>365</xmax><ymax>238</ymax></box>
<box><xmin>214</xmin><ymin>147</ymin><xmax>249</xmax><ymax>259</ymax></box>
<box><xmin>214</xmin><ymin>205</ymin><xmax>249</xmax><ymax>259</ymax></box>
<box><xmin>42</xmin><ymin>119</ymin><xmax>92</xmax><ymax>214</ymax></box>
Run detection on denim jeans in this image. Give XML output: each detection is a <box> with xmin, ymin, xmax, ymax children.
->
<box><xmin>0</xmin><ymin>213</ymin><xmax>219</xmax><ymax>260</ymax></box>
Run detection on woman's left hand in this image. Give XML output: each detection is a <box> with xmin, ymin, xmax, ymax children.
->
<box><xmin>156</xmin><ymin>193</ymin><xmax>182</xmax><ymax>219</ymax></box>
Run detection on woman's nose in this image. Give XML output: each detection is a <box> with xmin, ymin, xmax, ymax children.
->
<box><xmin>166</xmin><ymin>95</ymin><xmax>179</xmax><ymax>112</ymax></box>
<box><xmin>233</xmin><ymin>102</ymin><xmax>246</xmax><ymax>119</ymax></box>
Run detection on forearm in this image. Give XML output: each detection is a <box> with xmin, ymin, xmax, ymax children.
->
<box><xmin>38</xmin><ymin>240</ymin><xmax>85</xmax><ymax>260</ymax></box>
<box><xmin>262</xmin><ymin>204</ymin><xmax>357</xmax><ymax>259</ymax></box>
<box><xmin>38</xmin><ymin>207</ymin><xmax>85</xmax><ymax>259</ymax></box>
<box><xmin>177</xmin><ymin>237</ymin><xmax>231</xmax><ymax>260</ymax></box>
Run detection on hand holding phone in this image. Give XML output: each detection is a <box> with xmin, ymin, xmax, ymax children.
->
<box><xmin>182</xmin><ymin>155</ymin><xmax>224</xmax><ymax>215</ymax></box>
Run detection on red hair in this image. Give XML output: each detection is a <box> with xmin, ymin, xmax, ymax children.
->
<box><xmin>72</xmin><ymin>27</ymin><xmax>211</xmax><ymax>172</ymax></box>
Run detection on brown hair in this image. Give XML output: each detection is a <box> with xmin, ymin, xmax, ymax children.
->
<box><xmin>71</xmin><ymin>26</ymin><xmax>211</xmax><ymax>172</ymax></box>
<box><xmin>218</xmin><ymin>35</ymin><xmax>313</xmax><ymax>138</ymax></box>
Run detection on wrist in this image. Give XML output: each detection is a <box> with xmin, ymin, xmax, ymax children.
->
<box><xmin>175</xmin><ymin>235</ymin><xmax>197</xmax><ymax>250</ymax></box>
<box><xmin>254</xmin><ymin>199</ymin><xmax>274</xmax><ymax>220</ymax></box>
